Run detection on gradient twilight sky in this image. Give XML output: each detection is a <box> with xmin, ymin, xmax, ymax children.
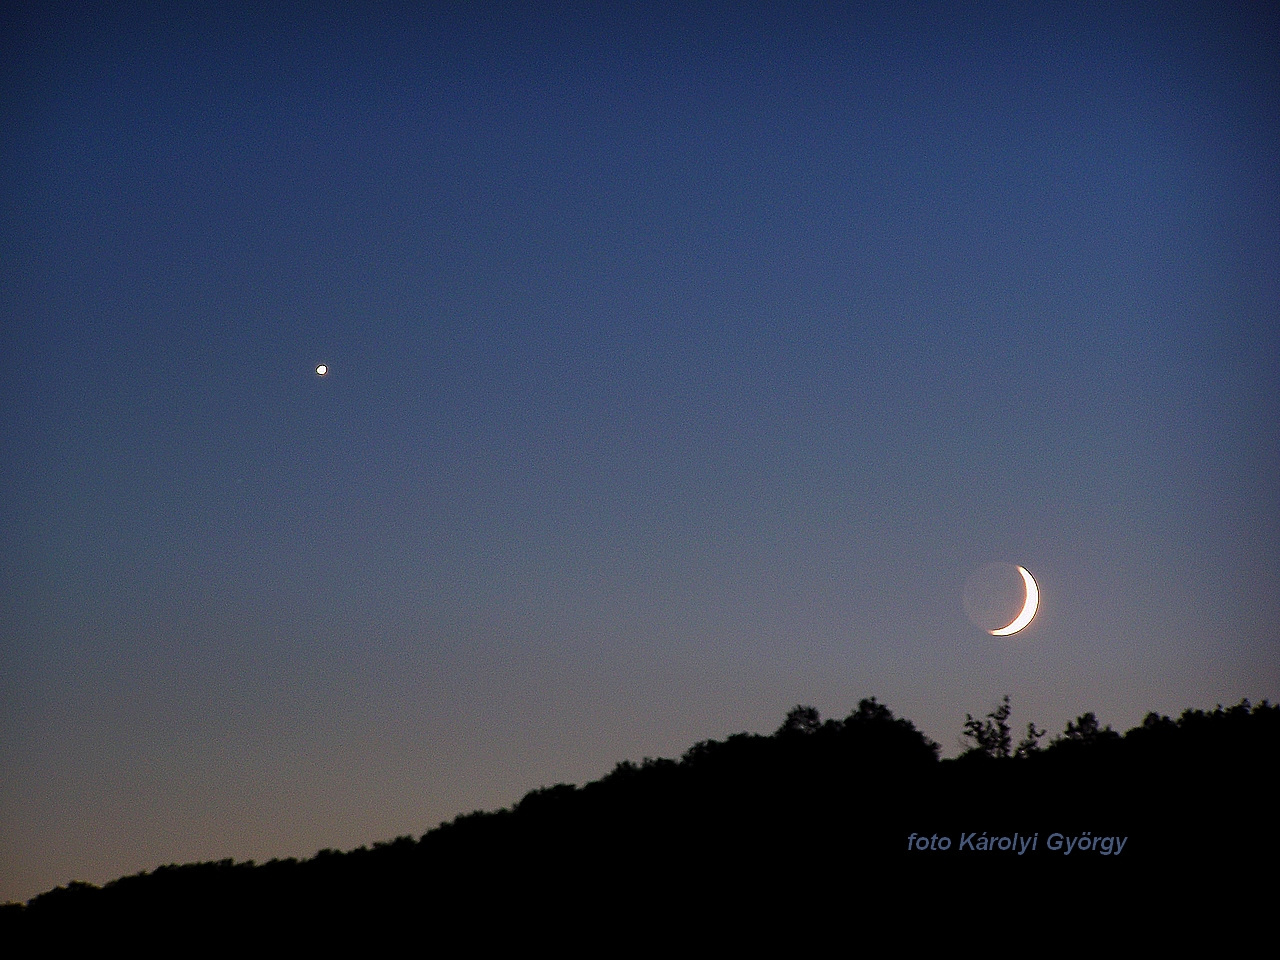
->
<box><xmin>2</xmin><ymin>1</ymin><xmax>1277</xmax><ymax>903</ymax></box>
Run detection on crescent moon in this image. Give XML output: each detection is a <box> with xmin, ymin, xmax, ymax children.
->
<box><xmin>988</xmin><ymin>566</ymin><xmax>1038</xmax><ymax>636</ymax></box>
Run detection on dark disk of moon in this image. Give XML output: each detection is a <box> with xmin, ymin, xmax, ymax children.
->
<box><xmin>963</xmin><ymin>563</ymin><xmax>1033</xmax><ymax>634</ymax></box>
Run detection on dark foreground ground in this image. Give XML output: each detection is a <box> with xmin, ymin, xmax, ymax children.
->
<box><xmin>4</xmin><ymin>699</ymin><xmax>1274</xmax><ymax>946</ymax></box>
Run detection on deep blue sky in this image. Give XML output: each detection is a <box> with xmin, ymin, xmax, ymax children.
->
<box><xmin>3</xmin><ymin>1</ymin><xmax>1277</xmax><ymax>902</ymax></box>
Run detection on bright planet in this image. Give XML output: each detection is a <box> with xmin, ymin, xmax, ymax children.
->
<box><xmin>315</xmin><ymin>364</ymin><xmax>328</xmax><ymax>376</ymax></box>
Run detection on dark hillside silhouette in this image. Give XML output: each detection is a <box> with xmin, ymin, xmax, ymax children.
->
<box><xmin>3</xmin><ymin>697</ymin><xmax>1275</xmax><ymax>943</ymax></box>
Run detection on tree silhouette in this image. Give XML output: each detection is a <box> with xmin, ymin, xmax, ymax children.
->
<box><xmin>4</xmin><ymin>697</ymin><xmax>1276</xmax><ymax>943</ymax></box>
<box><xmin>847</xmin><ymin>697</ymin><xmax>895</xmax><ymax>725</ymax></box>
<box><xmin>962</xmin><ymin>695</ymin><xmax>1013</xmax><ymax>758</ymax></box>
<box><xmin>1051</xmin><ymin>711</ymin><xmax>1119</xmax><ymax>747</ymax></box>
<box><xmin>841</xmin><ymin>697</ymin><xmax>941</xmax><ymax>764</ymax></box>
<box><xmin>777</xmin><ymin>704</ymin><xmax>822</xmax><ymax>736</ymax></box>
<box><xmin>1014</xmin><ymin>721</ymin><xmax>1045</xmax><ymax>757</ymax></box>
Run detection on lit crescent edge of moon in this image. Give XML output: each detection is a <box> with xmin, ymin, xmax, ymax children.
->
<box><xmin>988</xmin><ymin>566</ymin><xmax>1038</xmax><ymax>636</ymax></box>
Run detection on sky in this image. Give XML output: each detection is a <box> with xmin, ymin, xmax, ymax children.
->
<box><xmin>2</xmin><ymin>1</ymin><xmax>1277</xmax><ymax>903</ymax></box>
